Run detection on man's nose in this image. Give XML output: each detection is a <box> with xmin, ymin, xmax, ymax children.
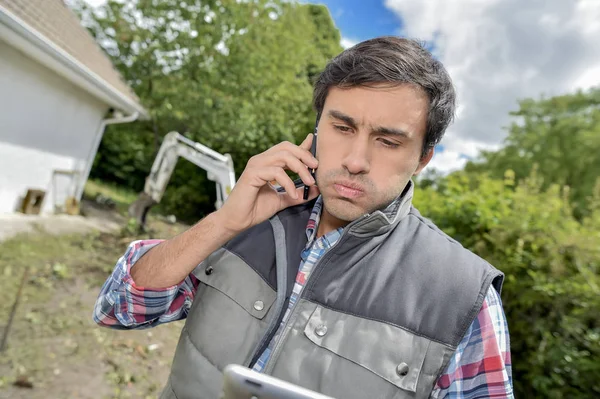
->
<box><xmin>341</xmin><ymin>138</ymin><xmax>371</xmax><ymax>175</ymax></box>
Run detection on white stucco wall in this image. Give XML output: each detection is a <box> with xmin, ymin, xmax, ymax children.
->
<box><xmin>0</xmin><ymin>39</ymin><xmax>109</xmax><ymax>214</ymax></box>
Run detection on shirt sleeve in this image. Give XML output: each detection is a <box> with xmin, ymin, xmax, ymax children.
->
<box><xmin>431</xmin><ymin>285</ymin><xmax>513</xmax><ymax>399</ymax></box>
<box><xmin>92</xmin><ymin>239</ymin><xmax>200</xmax><ymax>329</ymax></box>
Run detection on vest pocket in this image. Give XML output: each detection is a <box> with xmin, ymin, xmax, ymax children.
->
<box><xmin>303</xmin><ymin>305</ymin><xmax>428</xmax><ymax>394</ymax></box>
<box><xmin>193</xmin><ymin>248</ymin><xmax>276</xmax><ymax>319</ymax></box>
<box><xmin>184</xmin><ymin>248</ymin><xmax>277</xmax><ymax>369</ymax></box>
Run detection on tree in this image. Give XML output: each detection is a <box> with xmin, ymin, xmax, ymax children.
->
<box><xmin>465</xmin><ymin>87</ymin><xmax>600</xmax><ymax>218</ymax></box>
<box><xmin>73</xmin><ymin>0</ymin><xmax>342</xmax><ymax>221</ymax></box>
<box><xmin>414</xmin><ymin>169</ymin><xmax>600</xmax><ymax>398</ymax></box>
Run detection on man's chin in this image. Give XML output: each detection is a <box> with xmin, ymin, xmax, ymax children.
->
<box><xmin>322</xmin><ymin>196</ymin><xmax>369</xmax><ymax>222</ymax></box>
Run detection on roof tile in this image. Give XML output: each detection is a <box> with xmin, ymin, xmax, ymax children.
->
<box><xmin>0</xmin><ymin>0</ymin><xmax>141</xmax><ymax>106</ymax></box>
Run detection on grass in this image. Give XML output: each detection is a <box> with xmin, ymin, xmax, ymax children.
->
<box><xmin>83</xmin><ymin>179</ymin><xmax>139</xmax><ymax>206</ymax></box>
<box><xmin>83</xmin><ymin>178</ymin><xmax>172</xmax><ymax>221</ymax></box>
<box><xmin>0</xmin><ymin>215</ymin><xmax>189</xmax><ymax>398</ymax></box>
<box><xmin>83</xmin><ymin>179</ymin><xmax>140</xmax><ymax>215</ymax></box>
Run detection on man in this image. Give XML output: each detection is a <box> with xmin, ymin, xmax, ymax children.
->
<box><xmin>94</xmin><ymin>36</ymin><xmax>513</xmax><ymax>399</ymax></box>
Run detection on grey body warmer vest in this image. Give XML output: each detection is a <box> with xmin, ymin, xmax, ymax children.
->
<box><xmin>159</xmin><ymin>185</ymin><xmax>504</xmax><ymax>399</ymax></box>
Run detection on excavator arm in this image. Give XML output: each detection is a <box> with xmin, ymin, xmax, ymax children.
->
<box><xmin>128</xmin><ymin>131</ymin><xmax>236</xmax><ymax>227</ymax></box>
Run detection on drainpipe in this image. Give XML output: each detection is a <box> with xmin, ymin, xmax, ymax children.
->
<box><xmin>74</xmin><ymin>110</ymin><xmax>140</xmax><ymax>202</ymax></box>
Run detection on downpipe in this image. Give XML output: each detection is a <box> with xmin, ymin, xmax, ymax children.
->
<box><xmin>74</xmin><ymin>110</ymin><xmax>140</xmax><ymax>202</ymax></box>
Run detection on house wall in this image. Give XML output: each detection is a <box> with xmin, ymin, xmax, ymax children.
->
<box><xmin>0</xmin><ymin>39</ymin><xmax>109</xmax><ymax>214</ymax></box>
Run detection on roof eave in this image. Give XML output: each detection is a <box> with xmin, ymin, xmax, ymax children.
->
<box><xmin>0</xmin><ymin>5</ymin><xmax>149</xmax><ymax>120</ymax></box>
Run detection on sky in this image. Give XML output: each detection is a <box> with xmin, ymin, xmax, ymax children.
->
<box><xmin>84</xmin><ymin>0</ymin><xmax>600</xmax><ymax>173</ymax></box>
<box><xmin>311</xmin><ymin>0</ymin><xmax>600</xmax><ymax>172</ymax></box>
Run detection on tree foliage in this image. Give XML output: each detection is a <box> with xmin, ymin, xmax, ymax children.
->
<box><xmin>415</xmin><ymin>163</ymin><xmax>600</xmax><ymax>398</ymax></box>
<box><xmin>74</xmin><ymin>0</ymin><xmax>342</xmax><ymax>221</ymax></box>
<box><xmin>465</xmin><ymin>88</ymin><xmax>600</xmax><ymax>218</ymax></box>
<box><xmin>447</xmin><ymin>90</ymin><xmax>600</xmax><ymax>396</ymax></box>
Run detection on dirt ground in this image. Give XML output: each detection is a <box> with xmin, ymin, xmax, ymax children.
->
<box><xmin>0</xmin><ymin>205</ymin><xmax>190</xmax><ymax>399</ymax></box>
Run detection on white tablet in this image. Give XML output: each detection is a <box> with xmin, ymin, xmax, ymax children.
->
<box><xmin>221</xmin><ymin>364</ymin><xmax>334</xmax><ymax>399</ymax></box>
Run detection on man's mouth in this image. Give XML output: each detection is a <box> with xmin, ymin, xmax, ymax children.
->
<box><xmin>333</xmin><ymin>181</ymin><xmax>365</xmax><ymax>199</ymax></box>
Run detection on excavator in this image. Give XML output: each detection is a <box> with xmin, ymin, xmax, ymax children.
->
<box><xmin>128</xmin><ymin>131</ymin><xmax>237</xmax><ymax>228</ymax></box>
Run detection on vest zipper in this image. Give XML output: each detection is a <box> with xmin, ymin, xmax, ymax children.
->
<box><xmin>260</xmin><ymin>213</ymin><xmax>370</xmax><ymax>373</ymax></box>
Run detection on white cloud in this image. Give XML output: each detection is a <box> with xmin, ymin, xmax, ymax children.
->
<box><xmin>340</xmin><ymin>37</ymin><xmax>358</xmax><ymax>49</ymax></box>
<box><xmin>430</xmin><ymin>138</ymin><xmax>501</xmax><ymax>174</ymax></box>
<box><xmin>82</xmin><ymin>0</ymin><xmax>106</xmax><ymax>6</ymax></box>
<box><xmin>428</xmin><ymin>149</ymin><xmax>468</xmax><ymax>173</ymax></box>
<box><xmin>384</xmin><ymin>0</ymin><xmax>600</xmax><ymax>173</ymax></box>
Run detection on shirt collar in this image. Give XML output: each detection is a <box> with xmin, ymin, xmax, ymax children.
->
<box><xmin>304</xmin><ymin>180</ymin><xmax>413</xmax><ymax>244</ymax></box>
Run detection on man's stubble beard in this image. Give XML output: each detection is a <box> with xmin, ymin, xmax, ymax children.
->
<box><xmin>317</xmin><ymin>169</ymin><xmax>408</xmax><ymax>222</ymax></box>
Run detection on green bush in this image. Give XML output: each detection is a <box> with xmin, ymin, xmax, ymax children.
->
<box><xmin>415</xmin><ymin>170</ymin><xmax>600</xmax><ymax>398</ymax></box>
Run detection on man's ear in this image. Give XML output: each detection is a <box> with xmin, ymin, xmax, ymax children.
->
<box><xmin>413</xmin><ymin>147</ymin><xmax>434</xmax><ymax>176</ymax></box>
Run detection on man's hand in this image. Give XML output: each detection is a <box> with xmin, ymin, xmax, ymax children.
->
<box><xmin>129</xmin><ymin>134</ymin><xmax>318</xmax><ymax>289</ymax></box>
<box><xmin>215</xmin><ymin>134</ymin><xmax>319</xmax><ymax>233</ymax></box>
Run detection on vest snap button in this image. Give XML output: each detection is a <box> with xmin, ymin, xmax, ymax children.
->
<box><xmin>396</xmin><ymin>362</ymin><xmax>409</xmax><ymax>377</ymax></box>
<box><xmin>205</xmin><ymin>266</ymin><xmax>214</xmax><ymax>275</ymax></box>
<box><xmin>253</xmin><ymin>300</ymin><xmax>264</xmax><ymax>311</ymax></box>
<box><xmin>315</xmin><ymin>324</ymin><xmax>327</xmax><ymax>337</ymax></box>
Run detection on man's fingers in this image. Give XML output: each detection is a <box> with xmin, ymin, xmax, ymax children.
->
<box><xmin>272</xmin><ymin>153</ymin><xmax>315</xmax><ymax>186</ymax></box>
<box><xmin>258</xmin><ymin>167</ymin><xmax>298</xmax><ymax>199</ymax></box>
<box><xmin>299</xmin><ymin>134</ymin><xmax>318</xmax><ymax>170</ymax></box>
<box><xmin>262</xmin><ymin>136</ymin><xmax>317</xmax><ymax>170</ymax></box>
<box><xmin>300</xmin><ymin>133</ymin><xmax>313</xmax><ymax>150</ymax></box>
<box><xmin>244</xmin><ymin>136</ymin><xmax>317</xmax><ymax>197</ymax></box>
<box><xmin>291</xmin><ymin>136</ymin><xmax>318</xmax><ymax>168</ymax></box>
<box><xmin>281</xmin><ymin>184</ymin><xmax>320</xmax><ymax>207</ymax></box>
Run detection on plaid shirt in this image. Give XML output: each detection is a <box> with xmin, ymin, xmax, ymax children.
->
<box><xmin>94</xmin><ymin>197</ymin><xmax>513</xmax><ymax>398</ymax></box>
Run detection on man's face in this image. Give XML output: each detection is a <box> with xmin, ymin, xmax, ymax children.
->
<box><xmin>315</xmin><ymin>84</ymin><xmax>433</xmax><ymax>223</ymax></box>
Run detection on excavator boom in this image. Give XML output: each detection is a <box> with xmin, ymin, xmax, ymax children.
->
<box><xmin>128</xmin><ymin>132</ymin><xmax>236</xmax><ymax>227</ymax></box>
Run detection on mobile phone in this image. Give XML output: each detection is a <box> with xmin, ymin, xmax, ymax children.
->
<box><xmin>303</xmin><ymin>114</ymin><xmax>320</xmax><ymax>200</ymax></box>
<box><xmin>270</xmin><ymin>114</ymin><xmax>320</xmax><ymax>198</ymax></box>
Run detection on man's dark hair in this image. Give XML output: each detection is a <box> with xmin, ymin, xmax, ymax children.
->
<box><xmin>313</xmin><ymin>36</ymin><xmax>456</xmax><ymax>158</ymax></box>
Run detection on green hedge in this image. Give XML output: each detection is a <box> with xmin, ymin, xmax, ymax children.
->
<box><xmin>414</xmin><ymin>170</ymin><xmax>600</xmax><ymax>398</ymax></box>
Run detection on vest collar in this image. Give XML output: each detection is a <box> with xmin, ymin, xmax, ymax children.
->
<box><xmin>276</xmin><ymin>180</ymin><xmax>415</xmax><ymax>238</ymax></box>
<box><xmin>346</xmin><ymin>180</ymin><xmax>414</xmax><ymax>237</ymax></box>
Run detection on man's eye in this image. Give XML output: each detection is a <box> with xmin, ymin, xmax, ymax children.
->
<box><xmin>380</xmin><ymin>139</ymin><xmax>400</xmax><ymax>148</ymax></box>
<box><xmin>335</xmin><ymin>125</ymin><xmax>351</xmax><ymax>132</ymax></box>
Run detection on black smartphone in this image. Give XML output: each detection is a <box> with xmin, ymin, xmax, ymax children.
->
<box><xmin>303</xmin><ymin>114</ymin><xmax>320</xmax><ymax>200</ymax></box>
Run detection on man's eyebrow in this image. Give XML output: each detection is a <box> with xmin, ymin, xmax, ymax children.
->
<box><xmin>328</xmin><ymin>109</ymin><xmax>410</xmax><ymax>139</ymax></box>
<box><xmin>328</xmin><ymin>109</ymin><xmax>358</xmax><ymax>129</ymax></box>
<box><xmin>372</xmin><ymin>125</ymin><xmax>410</xmax><ymax>139</ymax></box>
